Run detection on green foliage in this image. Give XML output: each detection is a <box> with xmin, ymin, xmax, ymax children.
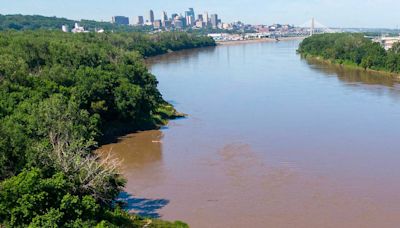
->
<box><xmin>0</xmin><ymin>170</ymin><xmax>187</xmax><ymax>227</ymax></box>
<box><xmin>0</xmin><ymin>30</ymin><xmax>200</xmax><ymax>227</ymax></box>
<box><xmin>298</xmin><ymin>33</ymin><xmax>400</xmax><ymax>73</ymax></box>
<box><xmin>128</xmin><ymin>216</ymin><xmax>189</xmax><ymax>228</ymax></box>
<box><xmin>0</xmin><ymin>168</ymin><xmax>130</xmax><ymax>227</ymax></box>
<box><xmin>0</xmin><ymin>14</ymin><xmax>152</xmax><ymax>32</ymax></box>
<box><xmin>0</xmin><ymin>30</ymin><xmax>210</xmax><ymax>178</ymax></box>
<box><xmin>98</xmin><ymin>32</ymin><xmax>216</xmax><ymax>57</ymax></box>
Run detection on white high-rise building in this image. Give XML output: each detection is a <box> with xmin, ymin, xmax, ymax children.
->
<box><xmin>186</xmin><ymin>15</ymin><xmax>194</xmax><ymax>27</ymax></box>
<box><xmin>203</xmin><ymin>12</ymin><xmax>209</xmax><ymax>25</ymax></box>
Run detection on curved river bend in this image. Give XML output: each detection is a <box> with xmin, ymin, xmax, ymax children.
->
<box><xmin>101</xmin><ymin>41</ymin><xmax>400</xmax><ymax>228</ymax></box>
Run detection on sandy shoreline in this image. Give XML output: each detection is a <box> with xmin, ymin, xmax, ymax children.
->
<box><xmin>216</xmin><ymin>36</ymin><xmax>306</xmax><ymax>45</ymax></box>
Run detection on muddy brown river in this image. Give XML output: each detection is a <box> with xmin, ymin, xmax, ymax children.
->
<box><xmin>100</xmin><ymin>40</ymin><xmax>400</xmax><ymax>228</ymax></box>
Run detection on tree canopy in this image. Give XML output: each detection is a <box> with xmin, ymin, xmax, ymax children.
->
<box><xmin>0</xmin><ymin>14</ymin><xmax>153</xmax><ymax>32</ymax></box>
<box><xmin>298</xmin><ymin>33</ymin><xmax>400</xmax><ymax>73</ymax></box>
<box><xmin>0</xmin><ymin>30</ymin><xmax>210</xmax><ymax>227</ymax></box>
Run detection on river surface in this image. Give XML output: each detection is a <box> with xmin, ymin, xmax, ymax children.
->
<box><xmin>100</xmin><ymin>40</ymin><xmax>400</xmax><ymax>228</ymax></box>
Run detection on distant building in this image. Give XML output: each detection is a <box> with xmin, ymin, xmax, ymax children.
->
<box><xmin>185</xmin><ymin>11</ymin><xmax>190</xmax><ymax>19</ymax></box>
<box><xmin>61</xmin><ymin>25</ymin><xmax>69</xmax><ymax>32</ymax></box>
<box><xmin>208</xmin><ymin>33</ymin><xmax>224</xmax><ymax>41</ymax></box>
<box><xmin>163</xmin><ymin>20</ymin><xmax>172</xmax><ymax>29</ymax></box>
<box><xmin>71</xmin><ymin>23</ymin><xmax>86</xmax><ymax>33</ymax></box>
<box><xmin>153</xmin><ymin>19</ymin><xmax>162</xmax><ymax>29</ymax></box>
<box><xmin>162</xmin><ymin>11</ymin><xmax>168</xmax><ymax>22</ymax></box>
<box><xmin>171</xmin><ymin>13</ymin><xmax>178</xmax><ymax>20</ymax></box>
<box><xmin>149</xmin><ymin>10</ymin><xmax>155</xmax><ymax>23</ymax></box>
<box><xmin>203</xmin><ymin>12</ymin><xmax>209</xmax><ymax>26</ymax></box>
<box><xmin>186</xmin><ymin>15</ymin><xmax>194</xmax><ymax>27</ymax></box>
<box><xmin>188</xmin><ymin>8</ymin><xmax>195</xmax><ymax>18</ymax></box>
<box><xmin>222</xmin><ymin>23</ymin><xmax>231</xmax><ymax>30</ymax></box>
<box><xmin>137</xmin><ymin>16</ymin><xmax>144</xmax><ymax>25</ymax></box>
<box><xmin>112</xmin><ymin>16</ymin><xmax>129</xmax><ymax>25</ymax></box>
<box><xmin>375</xmin><ymin>36</ymin><xmax>400</xmax><ymax>50</ymax></box>
<box><xmin>198</xmin><ymin>14</ymin><xmax>203</xmax><ymax>21</ymax></box>
<box><xmin>173</xmin><ymin>17</ymin><xmax>185</xmax><ymax>29</ymax></box>
<box><xmin>211</xmin><ymin>14</ymin><xmax>218</xmax><ymax>28</ymax></box>
<box><xmin>195</xmin><ymin>20</ymin><xmax>204</xmax><ymax>28</ymax></box>
<box><xmin>185</xmin><ymin>8</ymin><xmax>195</xmax><ymax>23</ymax></box>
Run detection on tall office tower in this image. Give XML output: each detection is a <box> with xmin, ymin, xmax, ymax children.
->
<box><xmin>186</xmin><ymin>16</ymin><xmax>194</xmax><ymax>27</ymax></box>
<box><xmin>203</xmin><ymin>12</ymin><xmax>209</xmax><ymax>25</ymax></box>
<box><xmin>149</xmin><ymin>10</ymin><xmax>155</xmax><ymax>23</ymax></box>
<box><xmin>210</xmin><ymin>14</ymin><xmax>218</xmax><ymax>28</ymax></box>
<box><xmin>112</xmin><ymin>16</ymin><xmax>129</xmax><ymax>25</ymax></box>
<box><xmin>163</xmin><ymin>20</ymin><xmax>172</xmax><ymax>29</ymax></box>
<box><xmin>174</xmin><ymin>16</ymin><xmax>186</xmax><ymax>28</ymax></box>
<box><xmin>162</xmin><ymin>11</ymin><xmax>168</xmax><ymax>22</ymax></box>
<box><xmin>171</xmin><ymin>13</ymin><xmax>178</xmax><ymax>20</ymax></box>
<box><xmin>188</xmin><ymin>8</ymin><xmax>195</xmax><ymax>18</ymax></box>
<box><xmin>137</xmin><ymin>16</ymin><xmax>144</xmax><ymax>25</ymax></box>
<box><xmin>198</xmin><ymin>14</ymin><xmax>203</xmax><ymax>21</ymax></box>
<box><xmin>185</xmin><ymin>11</ymin><xmax>190</xmax><ymax>18</ymax></box>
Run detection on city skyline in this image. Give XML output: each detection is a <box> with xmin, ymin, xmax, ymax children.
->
<box><xmin>0</xmin><ymin>0</ymin><xmax>399</xmax><ymax>28</ymax></box>
<box><xmin>129</xmin><ymin>8</ymin><xmax>220</xmax><ymax>30</ymax></box>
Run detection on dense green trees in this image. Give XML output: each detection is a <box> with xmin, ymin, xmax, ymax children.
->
<box><xmin>298</xmin><ymin>33</ymin><xmax>400</xmax><ymax>73</ymax></box>
<box><xmin>97</xmin><ymin>32</ymin><xmax>216</xmax><ymax>57</ymax></box>
<box><xmin>0</xmin><ymin>168</ymin><xmax>130</xmax><ymax>227</ymax></box>
<box><xmin>0</xmin><ymin>14</ymin><xmax>152</xmax><ymax>32</ymax></box>
<box><xmin>0</xmin><ymin>30</ymin><xmax>209</xmax><ymax>226</ymax></box>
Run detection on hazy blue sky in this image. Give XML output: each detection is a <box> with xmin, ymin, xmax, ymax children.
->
<box><xmin>0</xmin><ymin>0</ymin><xmax>399</xmax><ymax>28</ymax></box>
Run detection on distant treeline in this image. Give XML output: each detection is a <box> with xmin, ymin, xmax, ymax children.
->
<box><xmin>111</xmin><ymin>31</ymin><xmax>216</xmax><ymax>57</ymax></box>
<box><xmin>0</xmin><ymin>30</ymin><xmax>214</xmax><ymax>227</ymax></box>
<box><xmin>0</xmin><ymin>14</ymin><xmax>153</xmax><ymax>32</ymax></box>
<box><xmin>298</xmin><ymin>33</ymin><xmax>400</xmax><ymax>73</ymax></box>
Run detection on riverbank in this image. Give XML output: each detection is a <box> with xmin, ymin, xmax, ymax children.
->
<box><xmin>100</xmin><ymin>103</ymin><xmax>186</xmax><ymax>144</ymax></box>
<box><xmin>216</xmin><ymin>36</ymin><xmax>305</xmax><ymax>45</ymax></box>
<box><xmin>0</xmin><ymin>30</ymin><xmax>200</xmax><ymax>228</ymax></box>
<box><xmin>303</xmin><ymin>54</ymin><xmax>400</xmax><ymax>79</ymax></box>
<box><xmin>298</xmin><ymin>33</ymin><xmax>400</xmax><ymax>79</ymax></box>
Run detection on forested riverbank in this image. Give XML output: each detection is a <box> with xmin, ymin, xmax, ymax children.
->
<box><xmin>0</xmin><ymin>31</ymin><xmax>214</xmax><ymax>227</ymax></box>
<box><xmin>0</xmin><ymin>14</ymin><xmax>153</xmax><ymax>32</ymax></box>
<box><xmin>298</xmin><ymin>33</ymin><xmax>400</xmax><ymax>75</ymax></box>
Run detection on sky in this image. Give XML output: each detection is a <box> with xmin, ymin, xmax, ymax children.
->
<box><xmin>0</xmin><ymin>0</ymin><xmax>399</xmax><ymax>28</ymax></box>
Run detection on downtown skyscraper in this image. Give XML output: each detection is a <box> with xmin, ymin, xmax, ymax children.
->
<box><xmin>211</xmin><ymin>14</ymin><xmax>218</xmax><ymax>28</ymax></box>
<box><xmin>203</xmin><ymin>12</ymin><xmax>209</xmax><ymax>26</ymax></box>
<box><xmin>133</xmin><ymin>7</ymin><xmax>222</xmax><ymax>30</ymax></box>
<box><xmin>137</xmin><ymin>16</ymin><xmax>144</xmax><ymax>25</ymax></box>
<box><xmin>162</xmin><ymin>11</ymin><xmax>168</xmax><ymax>22</ymax></box>
<box><xmin>149</xmin><ymin>10</ymin><xmax>154</xmax><ymax>23</ymax></box>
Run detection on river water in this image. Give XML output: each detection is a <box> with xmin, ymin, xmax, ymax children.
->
<box><xmin>100</xmin><ymin>40</ymin><xmax>400</xmax><ymax>228</ymax></box>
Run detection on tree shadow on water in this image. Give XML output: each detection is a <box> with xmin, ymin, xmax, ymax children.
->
<box><xmin>118</xmin><ymin>192</ymin><xmax>170</xmax><ymax>218</ymax></box>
